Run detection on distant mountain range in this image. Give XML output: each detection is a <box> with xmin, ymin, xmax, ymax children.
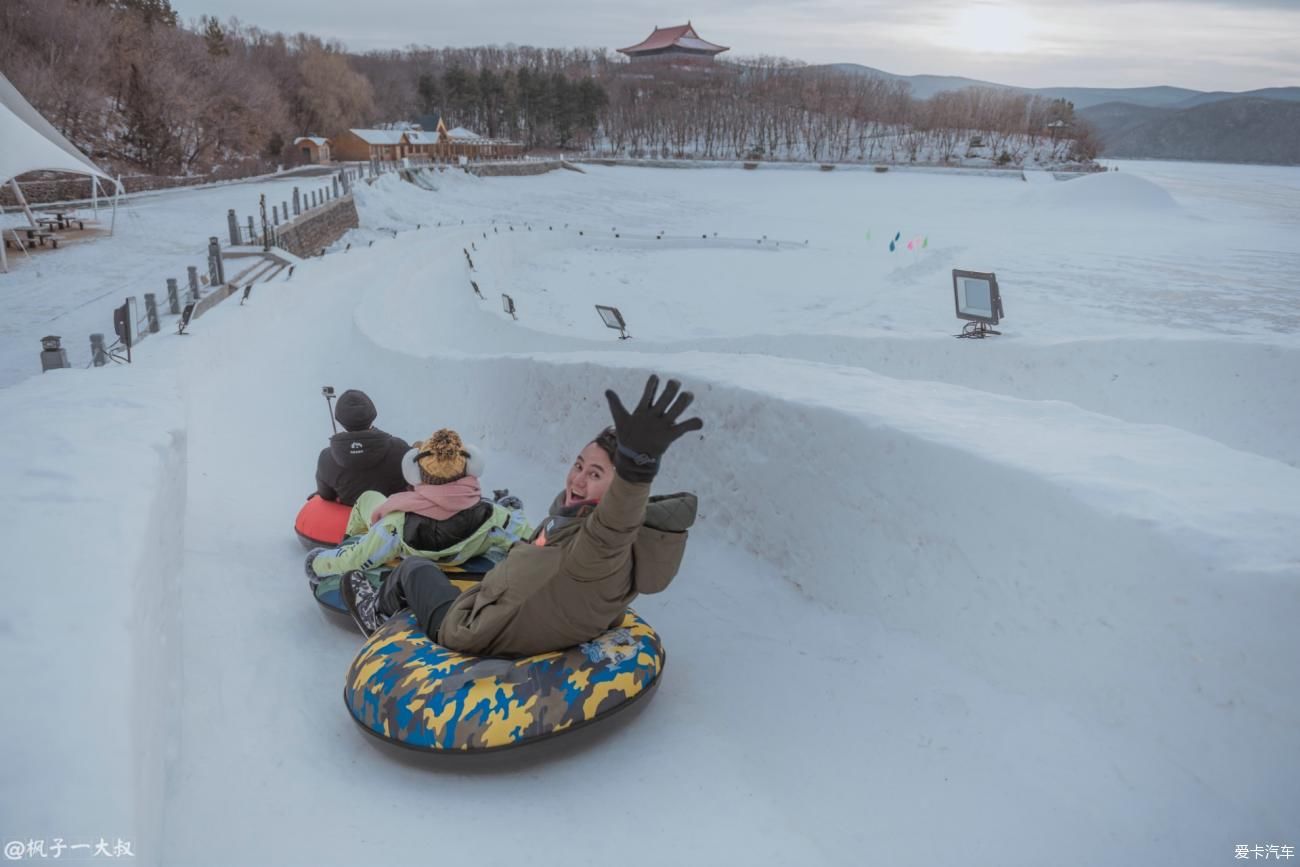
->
<box><xmin>824</xmin><ymin>63</ymin><xmax>1300</xmax><ymax>164</ymax></box>
<box><xmin>1072</xmin><ymin>98</ymin><xmax>1300</xmax><ymax>164</ymax></box>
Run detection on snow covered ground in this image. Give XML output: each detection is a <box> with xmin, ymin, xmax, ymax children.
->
<box><xmin>1</xmin><ymin>159</ymin><xmax>1297</xmax><ymax>866</ymax></box>
<box><xmin>0</xmin><ymin>169</ymin><xmax>342</xmax><ymax>388</ymax></box>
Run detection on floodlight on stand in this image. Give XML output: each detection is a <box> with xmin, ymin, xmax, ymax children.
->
<box><xmin>595</xmin><ymin>304</ymin><xmax>631</xmax><ymax>340</ymax></box>
<box><xmin>112</xmin><ymin>299</ymin><xmax>134</xmax><ymax>363</ymax></box>
<box><xmin>951</xmin><ymin>269</ymin><xmax>1005</xmax><ymax>339</ymax></box>
<box><xmin>502</xmin><ymin>294</ymin><xmax>517</xmax><ymax>320</ymax></box>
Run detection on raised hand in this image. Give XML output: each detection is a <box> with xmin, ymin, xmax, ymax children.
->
<box><xmin>604</xmin><ymin>374</ymin><xmax>704</xmax><ymax>482</ymax></box>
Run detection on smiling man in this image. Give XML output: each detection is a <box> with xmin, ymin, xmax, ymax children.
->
<box><xmin>341</xmin><ymin>374</ymin><xmax>702</xmax><ymax>658</ymax></box>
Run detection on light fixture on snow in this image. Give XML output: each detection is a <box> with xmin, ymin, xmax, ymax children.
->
<box><xmin>39</xmin><ymin>335</ymin><xmax>69</xmax><ymax>372</ymax></box>
<box><xmin>952</xmin><ymin>269</ymin><xmax>1005</xmax><ymax>338</ymax></box>
<box><xmin>112</xmin><ymin>298</ymin><xmax>137</xmax><ymax>362</ymax></box>
<box><xmin>595</xmin><ymin>304</ymin><xmax>631</xmax><ymax>340</ymax></box>
<box><xmin>502</xmin><ymin>294</ymin><xmax>517</xmax><ymax>320</ymax></box>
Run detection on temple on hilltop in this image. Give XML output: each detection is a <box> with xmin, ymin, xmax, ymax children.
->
<box><xmin>617</xmin><ymin>22</ymin><xmax>729</xmax><ymax>65</ymax></box>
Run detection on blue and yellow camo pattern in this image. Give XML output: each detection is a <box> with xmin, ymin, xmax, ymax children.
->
<box><xmin>343</xmin><ymin>605</ymin><xmax>664</xmax><ymax>751</ymax></box>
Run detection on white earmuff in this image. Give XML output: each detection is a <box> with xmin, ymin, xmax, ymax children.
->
<box><xmin>401</xmin><ymin>447</ymin><xmax>423</xmax><ymax>487</ymax></box>
<box><xmin>464</xmin><ymin>443</ymin><xmax>485</xmax><ymax>478</ymax></box>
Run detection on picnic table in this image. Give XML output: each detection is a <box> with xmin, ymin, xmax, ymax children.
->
<box><xmin>37</xmin><ymin>210</ymin><xmax>86</xmax><ymax>231</ymax></box>
<box><xmin>3</xmin><ymin>225</ymin><xmax>61</xmax><ymax>249</ymax></box>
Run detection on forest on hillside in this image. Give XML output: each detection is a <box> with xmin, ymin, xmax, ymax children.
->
<box><xmin>0</xmin><ymin>0</ymin><xmax>1098</xmax><ymax>177</ymax></box>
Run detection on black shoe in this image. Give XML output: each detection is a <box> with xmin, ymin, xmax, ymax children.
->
<box><xmin>341</xmin><ymin>571</ymin><xmax>384</xmax><ymax>638</ymax></box>
<box><xmin>305</xmin><ymin>547</ymin><xmax>327</xmax><ymax>591</ymax></box>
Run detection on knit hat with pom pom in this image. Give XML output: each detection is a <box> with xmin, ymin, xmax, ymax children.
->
<box><xmin>401</xmin><ymin>428</ymin><xmax>485</xmax><ymax>486</ymax></box>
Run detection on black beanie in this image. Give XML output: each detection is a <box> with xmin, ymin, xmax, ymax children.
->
<box><xmin>335</xmin><ymin>390</ymin><xmax>377</xmax><ymax>432</ymax></box>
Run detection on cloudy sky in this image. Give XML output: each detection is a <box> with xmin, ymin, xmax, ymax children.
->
<box><xmin>173</xmin><ymin>0</ymin><xmax>1299</xmax><ymax>92</ymax></box>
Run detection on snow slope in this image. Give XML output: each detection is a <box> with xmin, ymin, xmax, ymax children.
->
<box><xmin>1</xmin><ymin>160</ymin><xmax>1297</xmax><ymax>866</ymax></box>
<box><xmin>0</xmin><ymin>170</ymin><xmax>342</xmax><ymax>388</ymax></box>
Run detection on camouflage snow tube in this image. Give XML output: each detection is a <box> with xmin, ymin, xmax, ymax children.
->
<box><xmin>343</xmin><ymin>609</ymin><xmax>665</xmax><ymax>752</ymax></box>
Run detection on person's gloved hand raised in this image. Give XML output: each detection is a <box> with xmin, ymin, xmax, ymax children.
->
<box><xmin>604</xmin><ymin>374</ymin><xmax>704</xmax><ymax>483</ymax></box>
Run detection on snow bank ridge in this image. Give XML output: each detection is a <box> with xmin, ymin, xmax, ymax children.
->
<box><xmin>0</xmin><ymin>368</ymin><xmax>186</xmax><ymax>864</ymax></box>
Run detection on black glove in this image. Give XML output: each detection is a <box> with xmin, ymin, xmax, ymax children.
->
<box><xmin>493</xmin><ymin>489</ymin><xmax>524</xmax><ymax>511</ymax></box>
<box><xmin>604</xmin><ymin>375</ymin><xmax>704</xmax><ymax>483</ymax></box>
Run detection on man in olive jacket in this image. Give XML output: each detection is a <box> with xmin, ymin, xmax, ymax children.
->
<box><xmin>342</xmin><ymin>374</ymin><xmax>703</xmax><ymax>658</ymax></box>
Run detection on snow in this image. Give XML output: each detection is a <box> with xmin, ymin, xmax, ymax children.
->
<box><xmin>1</xmin><ymin>158</ymin><xmax>1298</xmax><ymax>865</ymax></box>
<box><xmin>348</xmin><ymin>129</ymin><xmax>405</xmax><ymax>145</ymax></box>
<box><xmin>0</xmin><ymin>170</ymin><xmax>343</xmax><ymax>387</ymax></box>
<box><xmin>1022</xmin><ymin>169</ymin><xmax>1178</xmax><ymax>210</ymax></box>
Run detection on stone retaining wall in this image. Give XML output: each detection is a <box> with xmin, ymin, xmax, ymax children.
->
<box><xmin>274</xmin><ymin>195</ymin><xmax>358</xmax><ymax>258</ymax></box>
<box><xmin>467</xmin><ymin>160</ymin><xmax>562</xmax><ymax>178</ymax></box>
<box><xmin>1</xmin><ymin>164</ymin><xmax>277</xmax><ymax>207</ymax></box>
<box><xmin>572</xmin><ymin>156</ymin><xmax>1099</xmax><ymax>177</ymax></box>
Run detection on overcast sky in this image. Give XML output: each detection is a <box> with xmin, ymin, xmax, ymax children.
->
<box><xmin>173</xmin><ymin>0</ymin><xmax>1300</xmax><ymax>92</ymax></box>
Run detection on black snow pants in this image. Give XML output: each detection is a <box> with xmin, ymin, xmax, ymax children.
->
<box><xmin>378</xmin><ymin>558</ymin><xmax>462</xmax><ymax>638</ymax></box>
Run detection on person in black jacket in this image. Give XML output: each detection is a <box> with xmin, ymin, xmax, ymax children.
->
<box><xmin>315</xmin><ymin>390</ymin><xmax>410</xmax><ymax>506</ymax></box>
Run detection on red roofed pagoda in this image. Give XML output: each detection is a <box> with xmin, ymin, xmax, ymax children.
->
<box><xmin>617</xmin><ymin>22</ymin><xmax>729</xmax><ymax>65</ymax></box>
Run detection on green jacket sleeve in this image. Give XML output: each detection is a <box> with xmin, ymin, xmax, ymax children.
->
<box><xmin>565</xmin><ymin>475</ymin><xmax>650</xmax><ymax>583</ymax></box>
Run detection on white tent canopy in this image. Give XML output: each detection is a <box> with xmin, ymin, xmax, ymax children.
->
<box><xmin>0</xmin><ymin>100</ymin><xmax>116</xmax><ymax>185</ymax></box>
<box><xmin>0</xmin><ymin>73</ymin><xmax>114</xmax><ymax>186</ymax></box>
<box><xmin>1</xmin><ymin>72</ymin><xmax>119</xmax><ymax>273</ymax></box>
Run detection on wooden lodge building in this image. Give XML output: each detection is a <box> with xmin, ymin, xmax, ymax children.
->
<box><xmin>329</xmin><ymin>119</ymin><xmax>523</xmax><ymax>163</ymax></box>
<box><xmin>617</xmin><ymin>22</ymin><xmax>729</xmax><ymax>66</ymax></box>
<box><xmin>293</xmin><ymin>136</ymin><xmax>330</xmax><ymax>163</ymax></box>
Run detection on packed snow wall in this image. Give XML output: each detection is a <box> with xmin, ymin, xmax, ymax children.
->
<box><xmin>344</xmin><ymin>223</ymin><xmax>1299</xmax><ymax>831</ymax></box>
<box><xmin>0</xmin><ymin>369</ymin><xmax>186</xmax><ymax>865</ymax></box>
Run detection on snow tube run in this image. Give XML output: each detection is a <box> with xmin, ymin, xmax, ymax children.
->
<box><xmin>295</xmin><ymin>496</ymin><xmax>352</xmax><ymax>549</ymax></box>
<box><xmin>344</xmin><ymin>608</ymin><xmax>665</xmax><ymax>752</ymax></box>
<box><xmin>313</xmin><ymin>558</ymin><xmax>498</xmax><ymax>614</ymax></box>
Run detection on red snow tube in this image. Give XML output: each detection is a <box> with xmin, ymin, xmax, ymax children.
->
<box><xmin>295</xmin><ymin>496</ymin><xmax>352</xmax><ymax>549</ymax></box>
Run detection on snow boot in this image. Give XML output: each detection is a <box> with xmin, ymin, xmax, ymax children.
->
<box><xmin>341</xmin><ymin>571</ymin><xmax>384</xmax><ymax>637</ymax></box>
<box><xmin>493</xmin><ymin>488</ymin><xmax>523</xmax><ymax>511</ymax></box>
<box><xmin>305</xmin><ymin>547</ymin><xmax>327</xmax><ymax>590</ymax></box>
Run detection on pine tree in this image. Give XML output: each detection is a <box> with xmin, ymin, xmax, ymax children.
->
<box><xmin>202</xmin><ymin>17</ymin><xmax>229</xmax><ymax>57</ymax></box>
<box><xmin>417</xmin><ymin>73</ymin><xmax>442</xmax><ymax>117</ymax></box>
<box><xmin>266</xmin><ymin>132</ymin><xmax>285</xmax><ymax>160</ymax></box>
<box><xmin>95</xmin><ymin>0</ymin><xmax>178</xmax><ymax>27</ymax></box>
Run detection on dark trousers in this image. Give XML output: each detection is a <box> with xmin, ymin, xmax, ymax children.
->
<box><xmin>378</xmin><ymin>558</ymin><xmax>462</xmax><ymax>638</ymax></box>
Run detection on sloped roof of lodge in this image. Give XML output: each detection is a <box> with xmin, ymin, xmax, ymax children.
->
<box><xmin>618</xmin><ymin>22</ymin><xmax>729</xmax><ymax>56</ymax></box>
<box><xmin>346</xmin><ymin>129</ymin><xmax>406</xmax><ymax>145</ymax></box>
